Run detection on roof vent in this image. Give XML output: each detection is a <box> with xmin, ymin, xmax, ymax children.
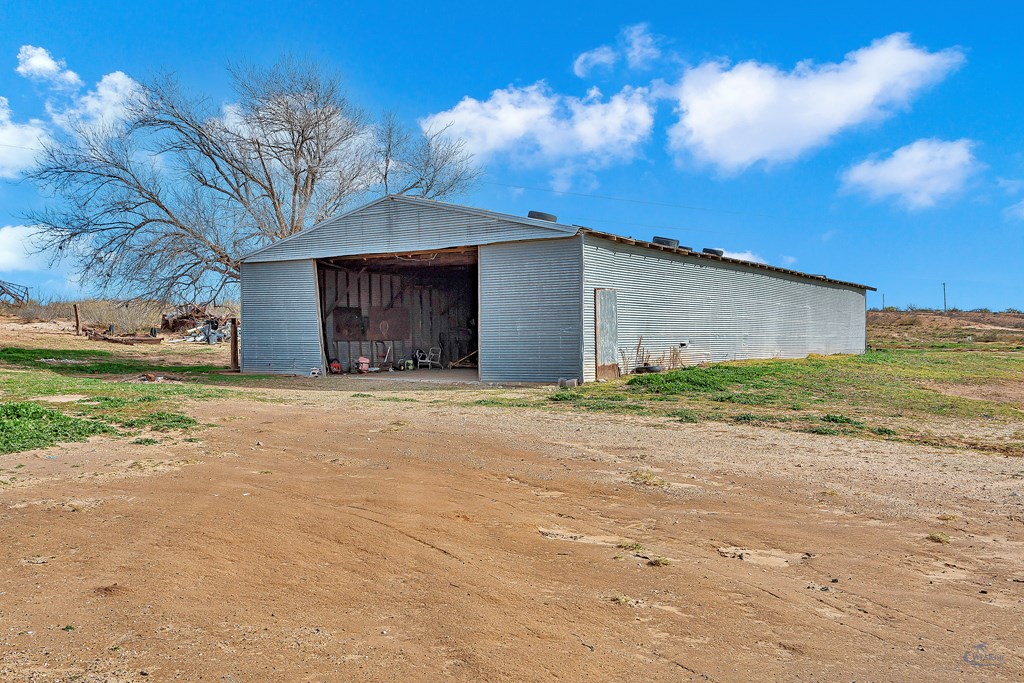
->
<box><xmin>702</xmin><ymin>248</ymin><xmax>725</xmax><ymax>257</ymax></box>
<box><xmin>528</xmin><ymin>210</ymin><xmax>557</xmax><ymax>222</ymax></box>
<box><xmin>652</xmin><ymin>236</ymin><xmax>680</xmax><ymax>248</ymax></box>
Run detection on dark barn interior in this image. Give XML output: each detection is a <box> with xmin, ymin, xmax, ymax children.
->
<box><xmin>316</xmin><ymin>248</ymin><xmax>478</xmax><ymax>374</ymax></box>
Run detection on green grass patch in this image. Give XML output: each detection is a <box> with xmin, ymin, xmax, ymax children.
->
<box><xmin>732</xmin><ymin>412</ymin><xmax>793</xmax><ymax>424</ymax></box>
<box><xmin>0</xmin><ymin>344</ymin><xmax>237</xmax><ymax>454</ymax></box>
<box><xmin>804</xmin><ymin>425</ymin><xmax>841</xmax><ymax>436</ymax></box>
<box><xmin>132</xmin><ymin>437</ymin><xmax>160</xmax><ymax>446</ymax></box>
<box><xmin>0</xmin><ymin>346</ymin><xmax>225</xmax><ymax>376</ymax></box>
<box><xmin>118</xmin><ymin>411</ymin><xmax>199</xmax><ymax>432</ymax></box>
<box><xmin>549</xmin><ymin>389</ymin><xmax>580</xmax><ymax>402</ymax></box>
<box><xmin>473</xmin><ymin>398</ymin><xmax>537</xmax><ymax>408</ymax></box>
<box><xmin>670</xmin><ymin>408</ymin><xmax>701</xmax><ymax>423</ymax></box>
<box><xmin>623</xmin><ymin>351</ymin><xmax>1023</xmax><ymax>420</ymax></box>
<box><xmin>821</xmin><ymin>413</ymin><xmax>864</xmax><ymax>426</ymax></box>
<box><xmin>0</xmin><ymin>402</ymin><xmax>114</xmax><ymax>454</ymax></box>
<box><xmin>451</xmin><ymin>349</ymin><xmax>1023</xmax><ymax>454</ymax></box>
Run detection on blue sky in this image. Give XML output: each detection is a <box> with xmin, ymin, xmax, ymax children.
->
<box><xmin>1</xmin><ymin>1</ymin><xmax>1021</xmax><ymax>309</ymax></box>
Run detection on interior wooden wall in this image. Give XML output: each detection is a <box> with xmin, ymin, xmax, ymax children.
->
<box><xmin>318</xmin><ymin>264</ymin><xmax>477</xmax><ymax>372</ymax></box>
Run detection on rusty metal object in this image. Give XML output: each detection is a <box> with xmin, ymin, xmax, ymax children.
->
<box><xmin>0</xmin><ymin>279</ymin><xmax>29</xmax><ymax>307</ymax></box>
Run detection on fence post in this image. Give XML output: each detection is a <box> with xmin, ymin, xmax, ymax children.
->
<box><xmin>73</xmin><ymin>303</ymin><xmax>82</xmax><ymax>336</ymax></box>
<box><xmin>230</xmin><ymin>317</ymin><xmax>239</xmax><ymax>372</ymax></box>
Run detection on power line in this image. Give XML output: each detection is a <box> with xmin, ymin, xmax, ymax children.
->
<box><xmin>481</xmin><ymin>179</ymin><xmax>784</xmax><ymax>221</ymax></box>
<box><xmin>480</xmin><ymin>178</ymin><xmax>901</xmax><ymax>239</ymax></box>
<box><xmin>0</xmin><ymin>142</ymin><xmax>41</xmax><ymax>151</ymax></box>
<box><xmin>559</xmin><ymin>213</ymin><xmax>721</xmax><ymax>236</ymax></box>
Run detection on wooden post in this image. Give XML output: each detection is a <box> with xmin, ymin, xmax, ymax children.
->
<box><xmin>230</xmin><ymin>317</ymin><xmax>239</xmax><ymax>372</ymax></box>
<box><xmin>73</xmin><ymin>303</ymin><xmax>82</xmax><ymax>336</ymax></box>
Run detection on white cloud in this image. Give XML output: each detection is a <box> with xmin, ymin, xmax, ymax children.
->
<box><xmin>50</xmin><ymin>70</ymin><xmax>138</xmax><ymax>129</ymax></box>
<box><xmin>573</xmin><ymin>46</ymin><xmax>618</xmax><ymax>78</ymax></box>
<box><xmin>14</xmin><ymin>45</ymin><xmax>137</xmax><ymax>132</ymax></box>
<box><xmin>572</xmin><ymin>24</ymin><xmax>663</xmax><ymax>79</ymax></box>
<box><xmin>623</xmin><ymin>24</ymin><xmax>661</xmax><ymax>69</ymax></box>
<box><xmin>0</xmin><ymin>97</ymin><xmax>49</xmax><ymax>178</ymax></box>
<box><xmin>841</xmin><ymin>138</ymin><xmax>979</xmax><ymax>209</ymax></box>
<box><xmin>16</xmin><ymin>45</ymin><xmax>82</xmax><ymax>89</ymax></box>
<box><xmin>1003</xmin><ymin>199</ymin><xmax>1024</xmax><ymax>221</ymax></box>
<box><xmin>421</xmin><ymin>82</ymin><xmax>653</xmax><ymax>188</ymax></box>
<box><xmin>667</xmin><ymin>33</ymin><xmax>964</xmax><ymax>172</ymax></box>
<box><xmin>720</xmin><ymin>249</ymin><xmax>767</xmax><ymax>264</ymax></box>
<box><xmin>0</xmin><ymin>225</ymin><xmax>45</xmax><ymax>271</ymax></box>
<box><xmin>997</xmin><ymin>177</ymin><xmax>1024</xmax><ymax>195</ymax></box>
<box><xmin>781</xmin><ymin>255</ymin><xmax>798</xmax><ymax>266</ymax></box>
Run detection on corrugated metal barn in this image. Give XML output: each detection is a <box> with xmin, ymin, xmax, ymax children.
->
<box><xmin>240</xmin><ymin>195</ymin><xmax>873</xmax><ymax>382</ymax></box>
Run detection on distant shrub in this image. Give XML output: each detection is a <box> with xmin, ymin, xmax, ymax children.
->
<box><xmin>3</xmin><ymin>298</ymin><xmax>237</xmax><ymax>334</ymax></box>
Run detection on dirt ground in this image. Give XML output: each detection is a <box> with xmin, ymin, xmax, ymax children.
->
<box><xmin>867</xmin><ymin>309</ymin><xmax>1024</xmax><ymax>347</ymax></box>
<box><xmin>2</xmin><ymin>320</ymin><xmax>1023</xmax><ymax>681</ymax></box>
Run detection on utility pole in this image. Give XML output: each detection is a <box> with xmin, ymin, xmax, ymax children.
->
<box><xmin>942</xmin><ymin>283</ymin><xmax>947</xmax><ymax>313</ymax></box>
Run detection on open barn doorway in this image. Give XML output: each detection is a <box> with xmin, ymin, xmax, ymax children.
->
<box><xmin>316</xmin><ymin>247</ymin><xmax>478</xmax><ymax>376</ymax></box>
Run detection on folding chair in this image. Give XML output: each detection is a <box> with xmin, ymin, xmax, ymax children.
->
<box><xmin>416</xmin><ymin>346</ymin><xmax>442</xmax><ymax>369</ymax></box>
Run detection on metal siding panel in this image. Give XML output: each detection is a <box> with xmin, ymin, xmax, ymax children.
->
<box><xmin>240</xmin><ymin>259</ymin><xmax>325</xmax><ymax>375</ymax></box>
<box><xmin>581</xmin><ymin>235</ymin><xmax>866</xmax><ymax>382</ymax></box>
<box><xmin>246</xmin><ymin>197</ymin><xmax>576</xmax><ymax>262</ymax></box>
<box><xmin>479</xmin><ymin>237</ymin><xmax>583</xmax><ymax>383</ymax></box>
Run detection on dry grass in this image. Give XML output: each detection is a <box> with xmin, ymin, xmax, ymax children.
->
<box><xmin>867</xmin><ymin>310</ymin><xmax>1024</xmax><ymax>349</ymax></box>
<box><xmin>2</xmin><ymin>299</ymin><xmax>237</xmax><ymax>334</ymax></box>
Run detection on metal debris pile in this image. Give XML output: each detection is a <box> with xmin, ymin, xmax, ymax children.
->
<box><xmin>166</xmin><ymin>319</ymin><xmax>231</xmax><ymax>344</ymax></box>
<box><xmin>162</xmin><ymin>304</ymin><xmax>234</xmax><ymax>344</ymax></box>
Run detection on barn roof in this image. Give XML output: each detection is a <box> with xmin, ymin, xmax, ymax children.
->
<box><xmin>242</xmin><ymin>195</ymin><xmax>874</xmax><ymax>291</ymax></box>
<box><xmin>576</xmin><ymin>227</ymin><xmax>875</xmax><ymax>291</ymax></box>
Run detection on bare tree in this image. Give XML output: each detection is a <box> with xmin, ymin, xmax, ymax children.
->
<box><xmin>26</xmin><ymin>58</ymin><xmax>479</xmax><ymax>302</ymax></box>
<box><xmin>375</xmin><ymin>112</ymin><xmax>481</xmax><ymax>197</ymax></box>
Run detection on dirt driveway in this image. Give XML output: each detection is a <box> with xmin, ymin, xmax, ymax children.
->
<box><xmin>2</xmin><ymin>384</ymin><xmax>1022</xmax><ymax>681</ymax></box>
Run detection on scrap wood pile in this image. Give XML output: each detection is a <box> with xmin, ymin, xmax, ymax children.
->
<box><xmin>84</xmin><ymin>327</ymin><xmax>163</xmax><ymax>345</ymax></box>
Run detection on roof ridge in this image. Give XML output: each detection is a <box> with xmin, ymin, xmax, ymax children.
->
<box><xmin>241</xmin><ymin>195</ymin><xmax>575</xmax><ymax>262</ymax></box>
